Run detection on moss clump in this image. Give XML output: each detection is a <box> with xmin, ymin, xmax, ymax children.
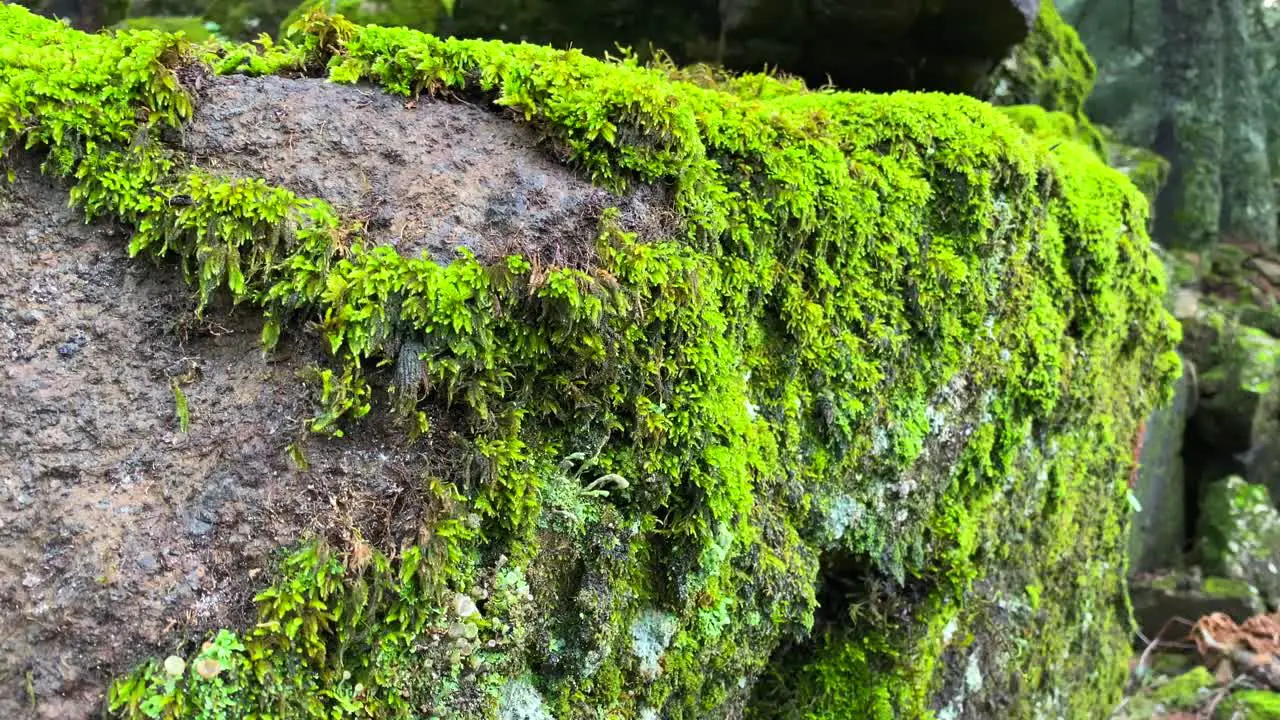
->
<box><xmin>1000</xmin><ymin>104</ymin><xmax>1106</xmax><ymax>158</ymax></box>
<box><xmin>1151</xmin><ymin>666</ymin><xmax>1215</xmax><ymax>709</ymax></box>
<box><xmin>985</xmin><ymin>0</ymin><xmax>1096</xmax><ymax>117</ymax></box>
<box><xmin>1218</xmin><ymin>690</ymin><xmax>1280</xmax><ymax>719</ymax></box>
<box><xmin>0</xmin><ymin>4</ymin><xmax>1180</xmax><ymax>718</ymax></box>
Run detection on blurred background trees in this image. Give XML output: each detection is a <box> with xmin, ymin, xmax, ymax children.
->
<box><xmin>1064</xmin><ymin>0</ymin><xmax>1280</xmax><ymax>248</ymax></box>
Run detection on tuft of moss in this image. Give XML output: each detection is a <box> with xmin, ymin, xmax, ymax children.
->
<box><xmin>1218</xmin><ymin>690</ymin><xmax>1280</xmax><ymax>719</ymax></box>
<box><xmin>984</xmin><ymin>0</ymin><xmax>1096</xmax><ymax>117</ymax></box>
<box><xmin>0</xmin><ymin>4</ymin><xmax>1180</xmax><ymax>718</ymax></box>
<box><xmin>1000</xmin><ymin>104</ymin><xmax>1107</xmax><ymax>158</ymax></box>
<box><xmin>1151</xmin><ymin>666</ymin><xmax>1216</xmax><ymax>710</ymax></box>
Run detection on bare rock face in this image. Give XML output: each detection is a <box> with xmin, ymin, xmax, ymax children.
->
<box><xmin>0</xmin><ymin>159</ymin><xmax>429</xmax><ymax>719</ymax></box>
<box><xmin>181</xmin><ymin>75</ymin><xmax>674</xmax><ymax>266</ymax></box>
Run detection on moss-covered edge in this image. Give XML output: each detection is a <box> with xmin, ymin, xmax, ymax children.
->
<box><xmin>0</xmin><ymin>5</ymin><xmax>1180</xmax><ymax>718</ymax></box>
<box><xmin>984</xmin><ymin>0</ymin><xmax>1097</xmax><ymax>118</ymax></box>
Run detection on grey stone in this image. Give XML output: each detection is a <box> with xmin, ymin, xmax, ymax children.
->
<box><xmin>1129</xmin><ymin>356</ymin><xmax>1192</xmax><ymax>573</ymax></box>
<box><xmin>187</xmin><ymin>517</ymin><xmax>214</xmax><ymax>537</ymax></box>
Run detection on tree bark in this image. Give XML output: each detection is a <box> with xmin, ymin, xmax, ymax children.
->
<box><xmin>1154</xmin><ymin>0</ymin><xmax>1224</xmax><ymax>248</ymax></box>
<box><xmin>1218</xmin><ymin>0</ymin><xmax>1277</xmax><ymax>247</ymax></box>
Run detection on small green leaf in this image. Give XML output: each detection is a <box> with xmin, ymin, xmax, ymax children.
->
<box><xmin>171</xmin><ymin>380</ymin><xmax>190</xmax><ymax>432</ymax></box>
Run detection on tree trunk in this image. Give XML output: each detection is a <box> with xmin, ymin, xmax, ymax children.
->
<box><xmin>1218</xmin><ymin>0</ymin><xmax>1277</xmax><ymax>247</ymax></box>
<box><xmin>1154</xmin><ymin>0</ymin><xmax>1224</xmax><ymax>248</ymax></box>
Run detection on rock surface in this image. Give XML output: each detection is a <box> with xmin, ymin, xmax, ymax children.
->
<box><xmin>0</xmin><ymin>160</ymin><xmax>403</xmax><ymax>718</ymax></box>
<box><xmin>1198</xmin><ymin>477</ymin><xmax>1280</xmax><ymax>606</ymax></box>
<box><xmin>1129</xmin><ymin>357</ymin><xmax>1193</xmax><ymax>573</ymax></box>
<box><xmin>0</xmin><ymin>7</ymin><xmax>1177</xmax><ymax>719</ymax></box>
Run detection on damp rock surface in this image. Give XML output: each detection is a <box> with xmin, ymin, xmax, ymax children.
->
<box><xmin>181</xmin><ymin>75</ymin><xmax>675</xmax><ymax>266</ymax></box>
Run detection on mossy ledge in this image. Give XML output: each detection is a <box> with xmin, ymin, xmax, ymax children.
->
<box><xmin>0</xmin><ymin>5</ymin><xmax>1180</xmax><ymax>718</ymax></box>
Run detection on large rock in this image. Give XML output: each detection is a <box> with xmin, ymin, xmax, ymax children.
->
<box><xmin>1129</xmin><ymin>356</ymin><xmax>1193</xmax><ymax>573</ymax></box>
<box><xmin>1198</xmin><ymin>476</ymin><xmax>1280</xmax><ymax>606</ymax></box>
<box><xmin>1185</xmin><ymin>315</ymin><xmax>1280</xmax><ymax>495</ymax></box>
<box><xmin>0</xmin><ymin>6</ymin><xmax>1178</xmax><ymax>719</ymax></box>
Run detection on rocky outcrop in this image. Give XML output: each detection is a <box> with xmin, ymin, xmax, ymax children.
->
<box><xmin>0</xmin><ymin>5</ymin><xmax>1177</xmax><ymax>719</ymax></box>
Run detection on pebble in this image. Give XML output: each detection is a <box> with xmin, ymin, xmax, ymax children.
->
<box><xmin>187</xmin><ymin>517</ymin><xmax>214</xmax><ymax>537</ymax></box>
<box><xmin>136</xmin><ymin>553</ymin><xmax>159</xmax><ymax>573</ymax></box>
<box><xmin>18</xmin><ymin>309</ymin><xmax>43</xmax><ymax>325</ymax></box>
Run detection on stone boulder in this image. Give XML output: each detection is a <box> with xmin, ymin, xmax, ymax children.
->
<box><xmin>1198</xmin><ymin>477</ymin><xmax>1280</xmax><ymax>606</ymax></box>
<box><xmin>0</xmin><ymin>6</ymin><xmax>1177</xmax><ymax>719</ymax></box>
<box><xmin>1129</xmin><ymin>356</ymin><xmax>1194</xmax><ymax>573</ymax></box>
<box><xmin>1181</xmin><ymin>311</ymin><xmax>1280</xmax><ymax>498</ymax></box>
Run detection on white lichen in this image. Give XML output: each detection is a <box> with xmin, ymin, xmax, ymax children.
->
<box><xmin>498</xmin><ymin>678</ymin><xmax>553</xmax><ymax>720</ymax></box>
<box><xmin>630</xmin><ymin>608</ymin><xmax>678</xmax><ymax>680</ymax></box>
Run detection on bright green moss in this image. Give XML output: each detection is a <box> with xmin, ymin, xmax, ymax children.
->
<box><xmin>1151</xmin><ymin>666</ymin><xmax>1215</xmax><ymax>709</ymax></box>
<box><xmin>0</xmin><ymin>4</ymin><xmax>1180</xmax><ymax>718</ymax></box>
<box><xmin>1000</xmin><ymin>104</ymin><xmax>1107</xmax><ymax>159</ymax></box>
<box><xmin>1219</xmin><ymin>690</ymin><xmax>1280</xmax><ymax>719</ymax></box>
<box><xmin>985</xmin><ymin>0</ymin><xmax>1097</xmax><ymax>117</ymax></box>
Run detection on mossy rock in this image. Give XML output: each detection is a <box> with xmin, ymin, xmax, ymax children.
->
<box><xmin>0</xmin><ymin>5</ymin><xmax>1180</xmax><ymax>718</ymax></box>
<box><xmin>1128</xmin><ymin>357</ymin><xmax>1192</xmax><ymax>573</ymax></box>
<box><xmin>1189</xmin><ymin>321</ymin><xmax>1280</xmax><ymax>456</ymax></box>
<box><xmin>983</xmin><ymin>0</ymin><xmax>1096</xmax><ymax>117</ymax></box>
<box><xmin>1198</xmin><ymin>477</ymin><xmax>1280</xmax><ymax>605</ymax></box>
<box><xmin>1107</xmin><ymin>140</ymin><xmax>1171</xmax><ymax>216</ymax></box>
<box><xmin>1151</xmin><ymin>666</ymin><xmax>1217</xmax><ymax>710</ymax></box>
<box><xmin>1115</xmin><ymin>666</ymin><xmax>1217</xmax><ymax>719</ymax></box>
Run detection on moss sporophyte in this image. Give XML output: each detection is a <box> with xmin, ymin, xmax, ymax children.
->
<box><xmin>0</xmin><ymin>4</ymin><xmax>1179</xmax><ymax>717</ymax></box>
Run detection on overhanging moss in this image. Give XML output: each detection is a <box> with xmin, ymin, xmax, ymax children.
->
<box><xmin>0</xmin><ymin>4</ymin><xmax>1180</xmax><ymax>718</ymax></box>
<box><xmin>984</xmin><ymin>0</ymin><xmax>1097</xmax><ymax>117</ymax></box>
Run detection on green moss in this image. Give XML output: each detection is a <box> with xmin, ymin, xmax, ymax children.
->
<box><xmin>0</xmin><ymin>4</ymin><xmax>1180</xmax><ymax>718</ymax></box>
<box><xmin>1151</xmin><ymin>666</ymin><xmax>1215</xmax><ymax>709</ymax></box>
<box><xmin>1201</xmin><ymin>575</ymin><xmax>1258</xmax><ymax>599</ymax></box>
<box><xmin>985</xmin><ymin>0</ymin><xmax>1097</xmax><ymax>117</ymax></box>
<box><xmin>999</xmin><ymin>104</ymin><xmax>1106</xmax><ymax>158</ymax></box>
<box><xmin>1218</xmin><ymin>690</ymin><xmax>1280</xmax><ymax>719</ymax></box>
